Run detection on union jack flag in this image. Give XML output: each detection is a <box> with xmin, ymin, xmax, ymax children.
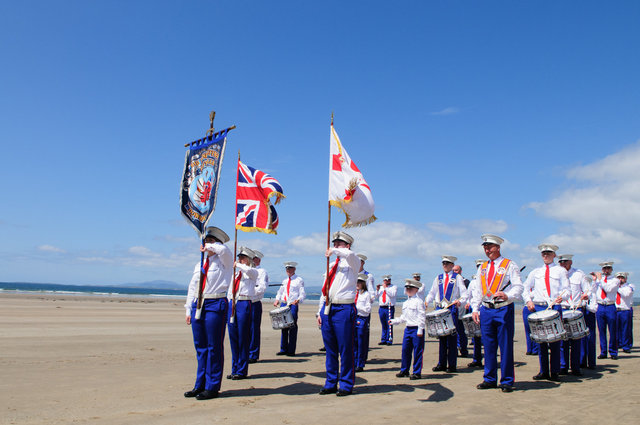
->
<box><xmin>235</xmin><ymin>160</ymin><xmax>285</xmax><ymax>234</ymax></box>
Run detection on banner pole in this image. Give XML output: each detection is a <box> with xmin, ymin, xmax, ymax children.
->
<box><xmin>230</xmin><ymin>151</ymin><xmax>241</xmax><ymax>323</ymax></box>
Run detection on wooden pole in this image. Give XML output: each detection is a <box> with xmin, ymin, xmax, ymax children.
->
<box><xmin>230</xmin><ymin>151</ymin><xmax>241</xmax><ymax>323</ymax></box>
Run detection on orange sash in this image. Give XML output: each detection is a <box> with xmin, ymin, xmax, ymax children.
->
<box><xmin>480</xmin><ymin>258</ymin><xmax>511</xmax><ymax>296</ymax></box>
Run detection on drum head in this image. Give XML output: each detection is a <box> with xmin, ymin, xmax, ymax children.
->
<box><xmin>529</xmin><ymin>309</ymin><xmax>559</xmax><ymax>321</ymax></box>
<box><xmin>462</xmin><ymin>313</ymin><xmax>474</xmax><ymax>320</ymax></box>
<box><xmin>563</xmin><ymin>310</ymin><xmax>583</xmax><ymax>320</ymax></box>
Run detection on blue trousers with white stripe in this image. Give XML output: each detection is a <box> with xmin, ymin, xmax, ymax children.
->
<box><xmin>354</xmin><ymin>315</ymin><xmax>370</xmax><ymax>369</ymax></box>
<box><xmin>249</xmin><ymin>301</ymin><xmax>262</xmax><ymax>360</ymax></box>
<box><xmin>582</xmin><ymin>310</ymin><xmax>597</xmax><ymax>368</ymax></box>
<box><xmin>227</xmin><ymin>300</ymin><xmax>252</xmax><ymax>377</ymax></box>
<box><xmin>438</xmin><ymin>306</ymin><xmax>458</xmax><ymax>369</ymax></box>
<box><xmin>191</xmin><ymin>298</ymin><xmax>228</xmax><ymax>392</ymax></box>
<box><xmin>596</xmin><ymin>304</ymin><xmax>618</xmax><ymax>357</ymax></box>
<box><xmin>400</xmin><ymin>326</ymin><xmax>425</xmax><ymax>375</ymax></box>
<box><xmin>321</xmin><ymin>304</ymin><xmax>356</xmax><ymax>392</ymax></box>
<box><xmin>379</xmin><ymin>305</ymin><xmax>394</xmax><ymax>343</ymax></box>
<box><xmin>480</xmin><ymin>303</ymin><xmax>515</xmax><ymax>386</ymax></box>
<box><xmin>523</xmin><ymin>306</ymin><xmax>539</xmax><ymax>355</ymax></box>
<box><xmin>560</xmin><ymin>307</ymin><xmax>583</xmax><ymax>372</ymax></box>
<box><xmin>532</xmin><ymin>304</ymin><xmax>562</xmax><ymax>375</ymax></box>
<box><xmin>280</xmin><ymin>303</ymin><xmax>299</xmax><ymax>354</ymax></box>
<box><xmin>617</xmin><ymin>309</ymin><xmax>632</xmax><ymax>351</ymax></box>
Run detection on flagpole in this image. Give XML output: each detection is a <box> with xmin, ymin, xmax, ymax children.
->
<box><xmin>231</xmin><ymin>150</ymin><xmax>241</xmax><ymax>323</ymax></box>
<box><xmin>326</xmin><ymin>114</ymin><xmax>334</xmax><ymax>308</ymax></box>
<box><xmin>195</xmin><ymin>235</ymin><xmax>206</xmax><ymax>320</ymax></box>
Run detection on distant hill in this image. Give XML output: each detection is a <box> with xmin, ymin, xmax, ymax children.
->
<box><xmin>111</xmin><ymin>280</ymin><xmax>186</xmax><ymax>290</ymax></box>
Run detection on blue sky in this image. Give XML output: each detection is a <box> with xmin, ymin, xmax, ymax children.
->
<box><xmin>1</xmin><ymin>1</ymin><xmax>639</xmax><ymax>289</ymax></box>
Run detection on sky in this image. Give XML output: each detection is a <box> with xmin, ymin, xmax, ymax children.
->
<box><xmin>1</xmin><ymin>1</ymin><xmax>640</xmax><ymax>290</ymax></box>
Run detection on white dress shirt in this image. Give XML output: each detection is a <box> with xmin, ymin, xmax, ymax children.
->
<box><xmin>617</xmin><ymin>283</ymin><xmax>635</xmax><ymax>310</ymax></box>
<box><xmin>522</xmin><ymin>262</ymin><xmax>570</xmax><ymax>304</ymax></box>
<box><xmin>377</xmin><ymin>284</ymin><xmax>397</xmax><ymax>307</ymax></box>
<box><xmin>595</xmin><ymin>274</ymin><xmax>620</xmax><ymax>304</ymax></box>
<box><xmin>253</xmin><ymin>266</ymin><xmax>269</xmax><ymax>302</ymax></box>
<box><xmin>185</xmin><ymin>242</ymin><xmax>233</xmax><ymax>316</ymax></box>
<box><xmin>355</xmin><ymin>289</ymin><xmax>372</xmax><ymax>317</ymax></box>
<box><xmin>326</xmin><ymin>247</ymin><xmax>359</xmax><ymax>302</ymax></box>
<box><xmin>227</xmin><ymin>263</ymin><xmax>258</xmax><ymax>299</ymax></box>
<box><xmin>470</xmin><ymin>256</ymin><xmax>524</xmax><ymax>313</ymax></box>
<box><xmin>362</xmin><ymin>269</ymin><xmax>376</xmax><ymax>302</ymax></box>
<box><xmin>561</xmin><ymin>267</ymin><xmax>590</xmax><ymax>308</ymax></box>
<box><xmin>390</xmin><ymin>295</ymin><xmax>426</xmax><ymax>334</ymax></box>
<box><xmin>276</xmin><ymin>274</ymin><xmax>306</xmax><ymax>304</ymax></box>
<box><xmin>425</xmin><ymin>272</ymin><xmax>467</xmax><ymax>307</ymax></box>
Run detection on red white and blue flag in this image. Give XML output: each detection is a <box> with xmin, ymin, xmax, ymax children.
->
<box><xmin>235</xmin><ymin>160</ymin><xmax>285</xmax><ymax>234</ymax></box>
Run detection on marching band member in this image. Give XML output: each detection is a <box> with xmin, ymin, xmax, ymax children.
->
<box><xmin>466</xmin><ymin>259</ymin><xmax>484</xmax><ymax>368</ymax></box>
<box><xmin>274</xmin><ymin>261</ymin><xmax>305</xmax><ymax>356</ymax></box>
<box><xmin>471</xmin><ymin>234</ymin><xmax>523</xmax><ymax>393</ymax></box>
<box><xmin>413</xmin><ymin>273</ymin><xmax>426</xmax><ymax>300</ymax></box>
<box><xmin>248</xmin><ymin>249</ymin><xmax>268</xmax><ymax>364</ymax></box>
<box><xmin>558</xmin><ymin>254</ymin><xmax>590</xmax><ymax>376</ymax></box>
<box><xmin>452</xmin><ymin>264</ymin><xmax>469</xmax><ymax>358</ymax></box>
<box><xmin>357</xmin><ymin>254</ymin><xmax>376</xmax><ymax>301</ymax></box>
<box><xmin>593</xmin><ymin>261</ymin><xmax>620</xmax><ymax>360</ymax></box>
<box><xmin>522</xmin><ymin>244</ymin><xmax>570</xmax><ymax>381</ymax></box>
<box><xmin>426</xmin><ymin>256</ymin><xmax>466</xmax><ymax>373</ymax></box>
<box><xmin>583</xmin><ymin>275</ymin><xmax>599</xmax><ymax>369</ymax></box>
<box><xmin>184</xmin><ymin>226</ymin><xmax>233</xmax><ymax>400</ymax></box>
<box><xmin>227</xmin><ymin>246</ymin><xmax>258</xmax><ymax>380</ymax></box>
<box><xmin>522</xmin><ymin>276</ymin><xmax>539</xmax><ymax>357</ymax></box>
<box><xmin>354</xmin><ymin>273</ymin><xmax>372</xmax><ymax>372</ymax></box>
<box><xmin>391</xmin><ymin>279</ymin><xmax>426</xmax><ymax>380</ymax></box>
<box><xmin>318</xmin><ymin>231</ymin><xmax>359</xmax><ymax>396</ymax></box>
<box><xmin>377</xmin><ymin>275</ymin><xmax>397</xmax><ymax>345</ymax></box>
<box><xmin>616</xmin><ymin>272</ymin><xmax>634</xmax><ymax>354</ymax></box>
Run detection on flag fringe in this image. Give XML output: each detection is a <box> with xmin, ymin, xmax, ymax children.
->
<box><xmin>235</xmin><ymin>225</ymin><xmax>278</xmax><ymax>235</ymax></box>
<box><xmin>329</xmin><ymin>200</ymin><xmax>377</xmax><ymax>228</ymax></box>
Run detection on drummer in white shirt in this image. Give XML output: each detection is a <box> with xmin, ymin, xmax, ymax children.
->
<box><xmin>377</xmin><ymin>275</ymin><xmax>397</xmax><ymax>345</ymax></box>
<box><xmin>391</xmin><ymin>278</ymin><xmax>426</xmax><ymax>380</ymax></box>
<box><xmin>522</xmin><ymin>244</ymin><xmax>570</xmax><ymax>381</ymax></box>
<box><xmin>592</xmin><ymin>261</ymin><xmax>620</xmax><ymax>360</ymax></box>
<box><xmin>615</xmin><ymin>272</ymin><xmax>634</xmax><ymax>354</ymax></box>
<box><xmin>426</xmin><ymin>255</ymin><xmax>467</xmax><ymax>373</ymax></box>
<box><xmin>354</xmin><ymin>273</ymin><xmax>372</xmax><ymax>372</ymax></box>
<box><xmin>274</xmin><ymin>261</ymin><xmax>305</xmax><ymax>356</ymax></box>
<box><xmin>558</xmin><ymin>254</ymin><xmax>590</xmax><ymax>376</ymax></box>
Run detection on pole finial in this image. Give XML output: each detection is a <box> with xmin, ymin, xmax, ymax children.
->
<box><xmin>331</xmin><ymin>111</ymin><xmax>334</xmax><ymax>126</ymax></box>
<box><xmin>206</xmin><ymin>111</ymin><xmax>216</xmax><ymax>137</ymax></box>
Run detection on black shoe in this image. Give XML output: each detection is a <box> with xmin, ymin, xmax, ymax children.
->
<box><xmin>231</xmin><ymin>374</ymin><xmax>247</xmax><ymax>380</ymax></box>
<box><xmin>623</xmin><ymin>349</ymin><xmax>631</xmax><ymax>353</ymax></box>
<box><xmin>248</xmin><ymin>359</ymin><xmax>257</xmax><ymax>364</ymax></box>
<box><xmin>226</xmin><ymin>374</ymin><xmax>234</xmax><ymax>380</ymax></box>
<box><xmin>525</xmin><ymin>351</ymin><xmax>532</xmax><ymax>355</ymax></box>
<box><xmin>319</xmin><ymin>347</ymin><xmax>326</xmax><ymax>351</ymax></box>
<box><xmin>432</xmin><ymin>365</ymin><xmax>446</xmax><ymax>372</ymax></box>
<box><xmin>549</xmin><ymin>373</ymin><xmax>560</xmax><ymax>381</ymax></box>
<box><xmin>580</xmin><ymin>363</ymin><xmax>587</xmax><ymax>368</ymax></box>
<box><xmin>276</xmin><ymin>351</ymin><xmax>287</xmax><ymax>356</ymax></box>
<box><xmin>500</xmin><ymin>384</ymin><xmax>514</xmax><ymax>393</ymax></box>
<box><xmin>477</xmin><ymin>381</ymin><xmax>497</xmax><ymax>390</ymax></box>
<box><xmin>586</xmin><ymin>365</ymin><xmax>596</xmax><ymax>370</ymax></box>
<box><xmin>559</xmin><ymin>368</ymin><xmax>569</xmax><ymax>375</ymax></box>
<box><xmin>611</xmin><ymin>355</ymin><xmax>618</xmax><ymax>360</ymax></box>
<box><xmin>409</xmin><ymin>374</ymin><xmax>422</xmax><ymax>380</ymax></box>
<box><xmin>533</xmin><ymin>373</ymin><xmax>550</xmax><ymax>380</ymax></box>
<box><xmin>396</xmin><ymin>371</ymin><xmax>409</xmax><ymax>377</ymax></box>
<box><xmin>336</xmin><ymin>389</ymin><xmax>352</xmax><ymax>397</ymax></box>
<box><xmin>386</xmin><ymin>342</ymin><xmax>393</xmax><ymax>345</ymax></box>
<box><xmin>184</xmin><ymin>388</ymin><xmax>204</xmax><ymax>398</ymax></box>
<box><xmin>597</xmin><ymin>354</ymin><xmax>607</xmax><ymax>359</ymax></box>
<box><xmin>319</xmin><ymin>387</ymin><xmax>337</xmax><ymax>395</ymax></box>
<box><xmin>447</xmin><ymin>367</ymin><xmax>457</xmax><ymax>373</ymax></box>
<box><xmin>378</xmin><ymin>341</ymin><xmax>387</xmax><ymax>346</ymax></box>
<box><xmin>286</xmin><ymin>353</ymin><xmax>296</xmax><ymax>357</ymax></box>
<box><xmin>460</xmin><ymin>352</ymin><xmax>469</xmax><ymax>358</ymax></box>
<box><xmin>195</xmin><ymin>390</ymin><xmax>219</xmax><ymax>400</ymax></box>
<box><xmin>570</xmin><ymin>370</ymin><xmax>583</xmax><ymax>376</ymax></box>
<box><xmin>467</xmin><ymin>361</ymin><xmax>483</xmax><ymax>368</ymax></box>
<box><xmin>355</xmin><ymin>367</ymin><xmax>364</xmax><ymax>372</ymax></box>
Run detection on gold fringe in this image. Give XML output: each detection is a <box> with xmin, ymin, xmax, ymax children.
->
<box><xmin>329</xmin><ymin>201</ymin><xmax>377</xmax><ymax>228</ymax></box>
<box><xmin>235</xmin><ymin>225</ymin><xmax>277</xmax><ymax>235</ymax></box>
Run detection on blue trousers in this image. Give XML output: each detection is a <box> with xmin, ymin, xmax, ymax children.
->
<box><xmin>249</xmin><ymin>301</ymin><xmax>262</xmax><ymax>360</ymax></box>
<box><xmin>596</xmin><ymin>304</ymin><xmax>618</xmax><ymax>357</ymax></box>
<box><xmin>456</xmin><ymin>309</ymin><xmax>468</xmax><ymax>356</ymax></box>
<box><xmin>354</xmin><ymin>315</ymin><xmax>370</xmax><ymax>369</ymax></box>
<box><xmin>379</xmin><ymin>305</ymin><xmax>395</xmax><ymax>343</ymax></box>
<box><xmin>191</xmin><ymin>298</ymin><xmax>228</xmax><ymax>392</ymax></box>
<box><xmin>472</xmin><ymin>336</ymin><xmax>483</xmax><ymax>362</ymax></box>
<box><xmin>533</xmin><ymin>305</ymin><xmax>562</xmax><ymax>375</ymax></box>
<box><xmin>280</xmin><ymin>303</ymin><xmax>299</xmax><ymax>354</ymax></box>
<box><xmin>523</xmin><ymin>306</ymin><xmax>539</xmax><ymax>355</ymax></box>
<box><xmin>227</xmin><ymin>300</ymin><xmax>252</xmax><ymax>376</ymax></box>
<box><xmin>400</xmin><ymin>326</ymin><xmax>424</xmax><ymax>375</ymax></box>
<box><xmin>583</xmin><ymin>310</ymin><xmax>597</xmax><ymax>368</ymax></box>
<box><xmin>480</xmin><ymin>303</ymin><xmax>515</xmax><ymax>386</ymax></box>
<box><xmin>438</xmin><ymin>306</ymin><xmax>458</xmax><ymax>369</ymax></box>
<box><xmin>617</xmin><ymin>309</ymin><xmax>632</xmax><ymax>351</ymax></box>
<box><xmin>321</xmin><ymin>304</ymin><xmax>356</xmax><ymax>392</ymax></box>
<box><xmin>560</xmin><ymin>307</ymin><xmax>583</xmax><ymax>372</ymax></box>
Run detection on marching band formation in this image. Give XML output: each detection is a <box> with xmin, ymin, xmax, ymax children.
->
<box><xmin>184</xmin><ymin>227</ymin><xmax>635</xmax><ymax>399</ymax></box>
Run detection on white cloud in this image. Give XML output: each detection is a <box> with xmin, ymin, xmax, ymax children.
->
<box><xmin>37</xmin><ymin>245</ymin><xmax>66</xmax><ymax>253</ymax></box>
<box><xmin>430</xmin><ymin>107</ymin><xmax>460</xmax><ymax>116</ymax></box>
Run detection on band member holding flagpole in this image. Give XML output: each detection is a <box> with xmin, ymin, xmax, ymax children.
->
<box><xmin>184</xmin><ymin>226</ymin><xmax>233</xmax><ymax>400</ymax></box>
<box><xmin>471</xmin><ymin>234</ymin><xmax>523</xmax><ymax>393</ymax></box>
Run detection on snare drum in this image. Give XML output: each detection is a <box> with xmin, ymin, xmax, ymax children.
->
<box><xmin>425</xmin><ymin>308</ymin><xmax>457</xmax><ymax>338</ymax></box>
<box><xmin>461</xmin><ymin>313</ymin><xmax>481</xmax><ymax>338</ymax></box>
<box><xmin>528</xmin><ymin>309</ymin><xmax>567</xmax><ymax>343</ymax></box>
<box><xmin>269</xmin><ymin>306</ymin><xmax>295</xmax><ymax>330</ymax></box>
<box><xmin>562</xmin><ymin>310</ymin><xmax>589</xmax><ymax>339</ymax></box>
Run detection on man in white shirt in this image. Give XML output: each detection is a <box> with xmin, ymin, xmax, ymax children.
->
<box><xmin>377</xmin><ymin>275</ymin><xmax>397</xmax><ymax>345</ymax></box>
<box><xmin>615</xmin><ymin>272</ymin><xmax>634</xmax><ymax>354</ymax></box>
<box><xmin>522</xmin><ymin>244</ymin><xmax>570</xmax><ymax>381</ymax></box>
<box><xmin>249</xmin><ymin>250</ymin><xmax>268</xmax><ymax>363</ymax></box>
<box><xmin>318</xmin><ymin>231</ymin><xmax>359</xmax><ymax>396</ymax></box>
<box><xmin>452</xmin><ymin>264</ymin><xmax>470</xmax><ymax>358</ymax></box>
<box><xmin>593</xmin><ymin>261</ymin><xmax>620</xmax><ymax>359</ymax></box>
<box><xmin>274</xmin><ymin>261</ymin><xmax>305</xmax><ymax>356</ymax></box>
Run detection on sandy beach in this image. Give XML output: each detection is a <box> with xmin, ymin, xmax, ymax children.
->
<box><xmin>1</xmin><ymin>293</ymin><xmax>638</xmax><ymax>425</ymax></box>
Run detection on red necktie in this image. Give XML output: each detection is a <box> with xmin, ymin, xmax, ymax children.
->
<box><xmin>234</xmin><ymin>270</ymin><xmax>242</xmax><ymax>295</ymax></box>
<box><xmin>285</xmin><ymin>277</ymin><xmax>291</xmax><ymax>302</ymax></box>
<box><xmin>199</xmin><ymin>257</ymin><xmax>210</xmax><ymax>293</ymax></box>
<box><xmin>545</xmin><ymin>264</ymin><xmax>551</xmax><ymax>296</ymax></box>
<box><xmin>616</xmin><ymin>291</ymin><xmax>621</xmax><ymax>305</ymax></box>
<box><xmin>601</xmin><ymin>276</ymin><xmax>607</xmax><ymax>299</ymax></box>
<box><xmin>487</xmin><ymin>260</ymin><xmax>495</xmax><ymax>288</ymax></box>
<box><xmin>444</xmin><ymin>273</ymin><xmax>450</xmax><ymax>294</ymax></box>
<box><xmin>382</xmin><ymin>289</ymin><xmax>387</xmax><ymax>304</ymax></box>
<box><xmin>355</xmin><ymin>291</ymin><xmax>359</xmax><ymax>304</ymax></box>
